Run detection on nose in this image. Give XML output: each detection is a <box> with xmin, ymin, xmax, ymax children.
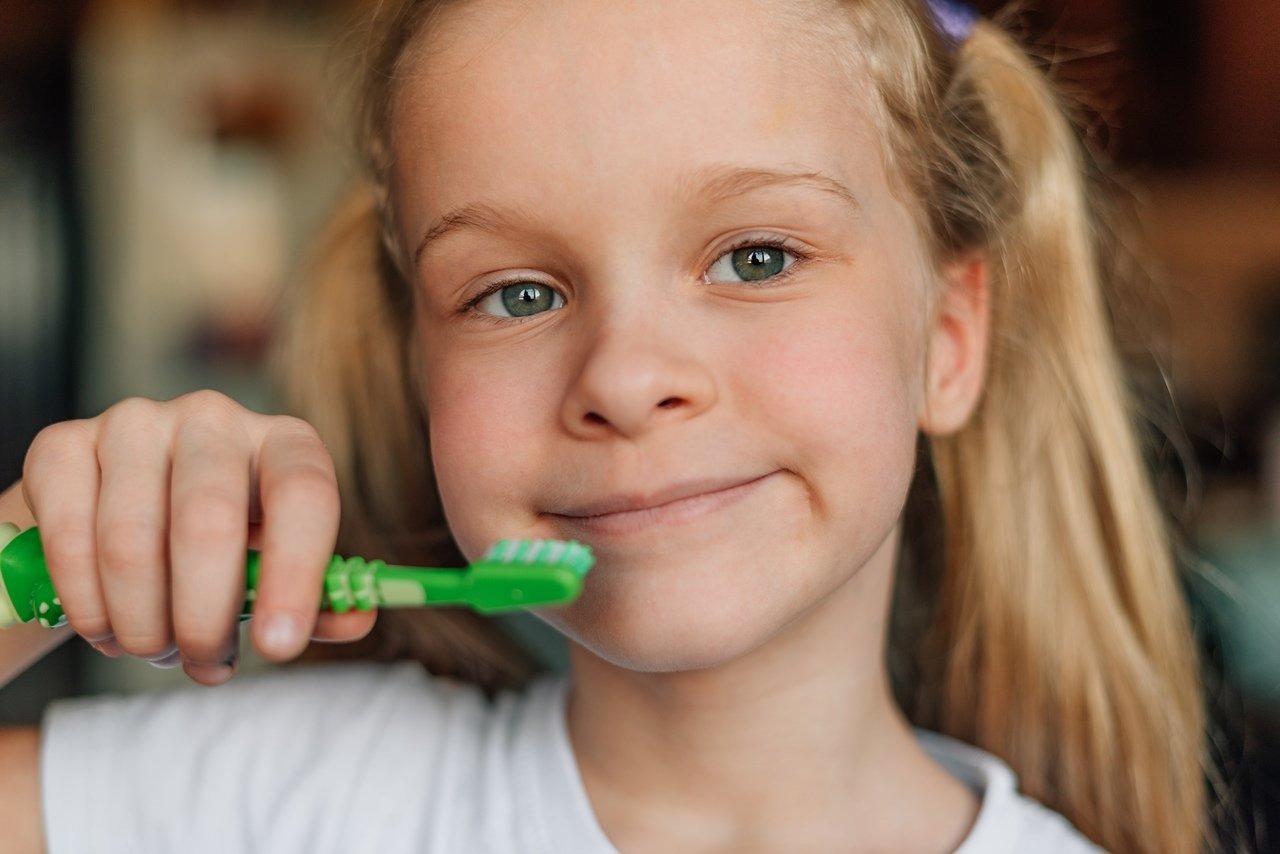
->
<box><xmin>560</xmin><ymin>313</ymin><xmax>718</xmax><ymax>440</ymax></box>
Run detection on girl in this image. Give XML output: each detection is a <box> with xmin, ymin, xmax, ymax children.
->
<box><xmin>0</xmin><ymin>0</ymin><xmax>1218</xmax><ymax>850</ymax></box>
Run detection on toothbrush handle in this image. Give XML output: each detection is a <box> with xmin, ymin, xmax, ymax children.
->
<box><xmin>0</xmin><ymin>526</ymin><xmax>63</xmax><ymax>628</ymax></box>
<box><xmin>0</xmin><ymin>526</ymin><xmax>476</xmax><ymax>629</ymax></box>
<box><xmin>240</xmin><ymin>553</ymin><xmax>472</xmax><ymax>620</ymax></box>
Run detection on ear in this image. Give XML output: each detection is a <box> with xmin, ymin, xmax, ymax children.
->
<box><xmin>918</xmin><ymin>252</ymin><xmax>991</xmax><ymax>436</ymax></box>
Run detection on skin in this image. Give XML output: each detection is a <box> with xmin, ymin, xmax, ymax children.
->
<box><xmin>0</xmin><ymin>0</ymin><xmax>989</xmax><ymax>849</ymax></box>
<box><xmin>14</xmin><ymin>400</ymin><xmax>373</xmax><ymax>685</ymax></box>
<box><xmin>393</xmin><ymin>0</ymin><xmax>991</xmax><ymax>850</ymax></box>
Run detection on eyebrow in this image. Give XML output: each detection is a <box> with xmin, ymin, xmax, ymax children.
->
<box><xmin>412</xmin><ymin>164</ymin><xmax>862</xmax><ymax>268</ymax></box>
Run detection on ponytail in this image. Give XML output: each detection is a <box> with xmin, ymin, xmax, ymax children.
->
<box><xmin>896</xmin><ymin>16</ymin><xmax>1207</xmax><ymax>853</ymax></box>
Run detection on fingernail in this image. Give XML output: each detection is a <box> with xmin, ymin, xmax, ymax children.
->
<box><xmin>259</xmin><ymin>613</ymin><xmax>301</xmax><ymax>657</ymax></box>
<box><xmin>183</xmin><ymin>661</ymin><xmax>233</xmax><ymax>685</ymax></box>
<box><xmin>90</xmin><ymin>637</ymin><xmax>124</xmax><ymax>658</ymax></box>
<box><xmin>146</xmin><ymin>649</ymin><xmax>183</xmax><ymax>669</ymax></box>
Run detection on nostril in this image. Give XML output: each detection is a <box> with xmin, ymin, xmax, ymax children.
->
<box><xmin>585</xmin><ymin>412</ymin><xmax>607</xmax><ymax>425</ymax></box>
<box><xmin>658</xmin><ymin>397</ymin><xmax>680</xmax><ymax>409</ymax></box>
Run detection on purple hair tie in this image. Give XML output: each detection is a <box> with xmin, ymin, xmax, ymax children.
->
<box><xmin>926</xmin><ymin>0</ymin><xmax>979</xmax><ymax>47</ymax></box>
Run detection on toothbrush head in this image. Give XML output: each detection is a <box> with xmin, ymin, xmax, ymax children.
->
<box><xmin>464</xmin><ymin>538</ymin><xmax>595</xmax><ymax>613</ymax></box>
<box><xmin>480</xmin><ymin>538</ymin><xmax>594</xmax><ymax>577</ymax></box>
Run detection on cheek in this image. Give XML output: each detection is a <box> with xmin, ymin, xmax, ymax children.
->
<box><xmin>734</xmin><ymin>299</ymin><xmax>920</xmax><ymax>512</ymax></box>
<box><xmin>420</xmin><ymin>343</ymin><xmax>562</xmax><ymax>556</ymax></box>
<box><xmin>742</xmin><ymin>310</ymin><xmax>917</xmax><ymax>443</ymax></box>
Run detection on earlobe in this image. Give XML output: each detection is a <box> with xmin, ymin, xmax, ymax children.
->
<box><xmin>918</xmin><ymin>253</ymin><xmax>991</xmax><ymax>436</ymax></box>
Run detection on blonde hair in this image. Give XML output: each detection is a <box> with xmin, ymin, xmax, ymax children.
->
<box><xmin>841</xmin><ymin>4</ymin><xmax>1210</xmax><ymax>852</ymax></box>
<box><xmin>271</xmin><ymin>1</ymin><xmax>1216</xmax><ymax>850</ymax></box>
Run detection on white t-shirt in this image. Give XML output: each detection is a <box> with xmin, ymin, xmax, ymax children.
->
<box><xmin>40</xmin><ymin>660</ymin><xmax>1104</xmax><ymax>853</ymax></box>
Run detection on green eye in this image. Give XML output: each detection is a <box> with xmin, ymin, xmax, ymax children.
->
<box><xmin>707</xmin><ymin>241</ymin><xmax>798</xmax><ymax>284</ymax></box>
<box><xmin>476</xmin><ymin>282</ymin><xmax>566</xmax><ymax>318</ymax></box>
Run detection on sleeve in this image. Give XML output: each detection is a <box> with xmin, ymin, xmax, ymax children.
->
<box><xmin>39</xmin><ymin>660</ymin><xmax>460</xmax><ymax>854</ymax></box>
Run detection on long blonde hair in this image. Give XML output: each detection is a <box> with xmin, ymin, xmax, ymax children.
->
<box><xmin>271</xmin><ymin>1</ymin><xmax>1216</xmax><ymax>850</ymax></box>
<box><xmin>846</xmin><ymin>3</ymin><xmax>1209</xmax><ymax>852</ymax></box>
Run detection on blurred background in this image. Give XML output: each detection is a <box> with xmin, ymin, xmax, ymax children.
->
<box><xmin>0</xmin><ymin>0</ymin><xmax>1276</xmax><ymax>848</ymax></box>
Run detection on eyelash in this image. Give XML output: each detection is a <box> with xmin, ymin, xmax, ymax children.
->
<box><xmin>711</xmin><ymin>236</ymin><xmax>811</xmax><ymax>287</ymax></box>
<box><xmin>459</xmin><ymin>236</ymin><xmax>812</xmax><ymax>324</ymax></box>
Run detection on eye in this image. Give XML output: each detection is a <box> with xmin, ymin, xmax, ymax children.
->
<box><xmin>470</xmin><ymin>281</ymin><xmax>566</xmax><ymax>319</ymax></box>
<box><xmin>705</xmin><ymin>238</ymin><xmax>804</xmax><ymax>285</ymax></box>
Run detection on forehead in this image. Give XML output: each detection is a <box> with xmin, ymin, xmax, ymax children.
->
<box><xmin>391</xmin><ymin>0</ymin><xmax>886</xmax><ymax>231</ymax></box>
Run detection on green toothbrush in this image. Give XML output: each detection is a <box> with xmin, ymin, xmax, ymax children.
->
<box><xmin>0</xmin><ymin>522</ymin><xmax>594</xmax><ymax>629</ymax></box>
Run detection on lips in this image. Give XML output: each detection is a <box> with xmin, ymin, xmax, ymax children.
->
<box><xmin>551</xmin><ymin>474</ymin><xmax>773</xmax><ymax>518</ymax></box>
<box><xmin>545</xmin><ymin>473</ymin><xmax>773</xmax><ymax>535</ymax></box>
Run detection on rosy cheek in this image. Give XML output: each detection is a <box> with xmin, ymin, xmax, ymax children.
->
<box><xmin>754</xmin><ymin>307</ymin><xmax>894</xmax><ymax>396</ymax></box>
<box><xmin>736</xmin><ymin>310</ymin><xmax>917</xmax><ymax>466</ymax></box>
<box><xmin>430</xmin><ymin>378</ymin><xmax>511</xmax><ymax>473</ymax></box>
<box><xmin>425</xmin><ymin>350</ymin><xmax>561</xmax><ymax>498</ymax></box>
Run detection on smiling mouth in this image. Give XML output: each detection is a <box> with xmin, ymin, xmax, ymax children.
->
<box><xmin>546</xmin><ymin>472</ymin><xmax>777</xmax><ymax>536</ymax></box>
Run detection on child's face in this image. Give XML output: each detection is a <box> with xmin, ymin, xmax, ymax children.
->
<box><xmin>394</xmin><ymin>0</ymin><xmax>942</xmax><ymax>670</ymax></box>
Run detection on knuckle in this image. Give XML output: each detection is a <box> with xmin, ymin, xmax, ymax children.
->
<box><xmin>268</xmin><ymin>469</ymin><xmax>339</xmax><ymax>512</ymax></box>
<box><xmin>267</xmin><ymin>415</ymin><xmax>327</xmax><ymax>450</ymax></box>
<box><xmin>175</xmin><ymin>393</ymin><xmax>253</xmax><ymax>450</ymax></box>
<box><xmin>114</xmin><ymin>395</ymin><xmax>161</xmax><ymax>420</ymax></box>
<box><xmin>180</xmin><ymin>415</ymin><xmax>251</xmax><ymax>458</ymax></box>
<box><xmin>25</xmin><ymin>424</ymin><xmax>65</xmax><ymax>461</ymax></box>
<box><xmin>178</xmin><ymin>390</ymin><xmax>243</xmax><ymax>423</ymax></box>
<box><xmin>173</xmin><ymin>490</ymin><xmax>245</xmax><ymax>543</ymax></box>
<box><xmin>179</xmin><ymin>388</ymin><xmax>232</xmax><ymax>409</ymax></box>
<box><xmin>99</xmin><ymin>520</ymin><xmax>163</xmax><ymax>576</ymax></box>
<box><xmin>98</xmin><ymin>396</ymin><xmax>163</xmax><ymax>436</ymax></box>
<box><xmin>42</xmin><ymin>528</ymin><xmax>96</xmax><ymax>576</ymax></box>
<box><xmin>272</xmin><ymin>413</ymin><xmax>315</xmax><ymax>434</ymax></box>
<box><xmin>25</xmin><ymin>420</ymin><xmax>92</xmax><ymax>468</ymax></box>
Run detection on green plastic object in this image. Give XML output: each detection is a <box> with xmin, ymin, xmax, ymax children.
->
<box><xmin>0</xmin><ymin>522</ymin><xmax>593</xmax><ymax>629</ymax></box>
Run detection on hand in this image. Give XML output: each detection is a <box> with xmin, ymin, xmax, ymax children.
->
<box><xmin>19</xmin><ymin>390</ymin><xmax>374</xmax><ymax>685</ymax></box>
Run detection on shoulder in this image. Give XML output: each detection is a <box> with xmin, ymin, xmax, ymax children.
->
<box><xmin>915</xmin><ymin>729</ymin><xmax>1108</xmax><ymax>854</ymax></box>
<box><xmin>39</xmin><ymin>661</ymin><xmax>540</xmax><ymax>854</ymax></box>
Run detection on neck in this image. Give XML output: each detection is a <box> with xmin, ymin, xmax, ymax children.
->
<box><xmin>564</xmin><ymin>531</ymin><xmax>979</xmax><ymax>852</ymax></box>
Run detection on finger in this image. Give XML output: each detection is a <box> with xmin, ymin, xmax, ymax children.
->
<box><xmin>22</xmin><ymin>420</ymin><xmax>111</xmax><ymax>642</ymax></box>
<box><xmin>249</xmin><ymin>418</ymin><xmax>340</xmax><ymax>662</ymax></box>
<box><xmin>310</xmin><ymin>609</ymin><xmax>377</xmax><ymax>643</ymax></box>
<box><xmin>169</xmin><ymin>405</ymin><xmax>253</xmax><ymax>685</ymax></box>
<box><xmin>94</xmin><ymin>398</ymin><xmax>174</xmax><ymax>659</ymax></box>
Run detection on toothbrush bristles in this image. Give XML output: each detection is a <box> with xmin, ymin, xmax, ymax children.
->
<box><xmin>481</xmin><ymin>537</ymin><xmax>594</xmax><ymax>577</ymax></box>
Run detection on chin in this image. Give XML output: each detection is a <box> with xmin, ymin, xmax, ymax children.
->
<box><xmin>537</xmin><ymin>576</ymin><xmax>792</xmax><ymax>673</ymax></box>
